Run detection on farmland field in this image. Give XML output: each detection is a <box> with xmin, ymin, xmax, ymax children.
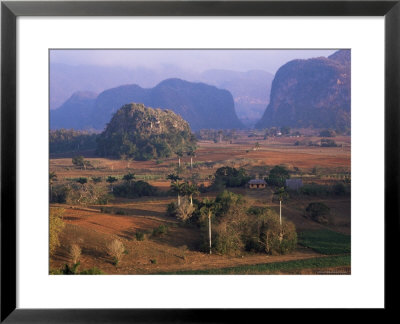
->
<box><xmin>50</xmin><ymin>133</ymin><xmax>351</xmax><ymax>275</ymax></box>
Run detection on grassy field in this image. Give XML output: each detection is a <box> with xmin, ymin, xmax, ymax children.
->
<box><xmin>157</xmin><ymin>255</ymin><xmax>351</xmax><ymax>275</ymax></box>
<box><xmin>298</xmin><ymin>230</ymin><xmax>351</xmax><ymax>255</ymax></box>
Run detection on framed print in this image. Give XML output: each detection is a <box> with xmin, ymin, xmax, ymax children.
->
<box><xmin>1</xmin><ymin>0</ymin><xmax>399</xmax><ymax>321</ymax></box>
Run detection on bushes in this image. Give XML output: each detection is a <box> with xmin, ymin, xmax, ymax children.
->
<box><xmin>305</xmin><ymin>202</ymin><xmax>330</xmax><ymax>224</ymax></box>
<box><xmin>297</xmin><ymin>182</ymin><xmax>350</xmax><ymax>197</ymax></box>
<box><xmin>152</xmin><ymin>225</ymin><xmax>169</xmax><ymax>237</ymax></box>
<box><xmin>321</xmin><ymin>139</ymin><xmax>338</xmax><ymax>147</ymax></box>
<box><xmin>50</xmin><ymin>183</ymin><xmax>110</xmax><ymax>205</ymax></box>
<box><xmin>196</xmin><ymin>191</ymin><xmax>297</xmax><ymax>256</ymax></box>
<box><xmin>49</xmin><ymin>208</ymin><xmax>65</xmax><ymax>255</ymax></box>
<box><xmin>212</xmin><ymin>166</ymin><xmax>250</xmax><ymax>189</ymax></box>
<box><xmin>113</xmin><ymin>180</ymin><xmax>157</xmax><ymax>198</ymax></box>
<box><xmin>107</xmin><ymin>239</ymin><xmax>125</xmax><ymax>266</ymax></box>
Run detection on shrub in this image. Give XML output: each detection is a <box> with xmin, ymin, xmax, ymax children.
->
<box><xmin>107</xmin><ymin>239</ymin><xmax>125</xmax><ymax>266</ymax></box>
<box><xmin>321</xmin><ymin>139</ymin><xmax>338</xmax><ymax>147</ymax></box>
<box><xmin>305</xmin><ymin>202</ymin><xmax>331</xmax><ymax>224</ymax></box>
<box><xmin>166</xmin><ymin>202</ymin><xmax>178</xmax><ymax>217</ymax></box>
<box><xmin>135</xmin><ymin>231</ymin><xmax>145</xmax><ymax>241</ymax></box>
<box><xmin>113</xmin><ymin>180</ymin><xmax>157</xmax><ymax>198</ymax></box>
<box><xmin>176</xmin><ymin>200</ymin><xmax>195</xmax><ymax>222</ymax></box>
<box><xmin>259</xmin><ymin>213</ymin><xmax>297</xmax><ymax>255</ymax></box>
<box><xmin>49</xmin><ymin>208</ymin><xmax>65</xmax><ymax>255</ymax></box>
<box><xmin>69</xmin><ymin>244</ymin><xmax>81</xmax><ymax>264</ymax></box>
<box><xmin>152</xmin><ymin>225</ymin><xmax>169</xmax><ymax>237</ymax></box>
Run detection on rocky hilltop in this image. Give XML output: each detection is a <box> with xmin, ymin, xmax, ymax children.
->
<box><xmin>255</xmin><ymin>50</ymin><xmax>351</xmax><ymax>130</ymax></box>
<box><xmin>96</xmin><ymin>103</ymin><xmax>196</xmax><ymax>160</ymax></box>
<box><xmin>51</xmin><ymin>78</ymin><xmax>243</xmax><ymax>131</ymax></box>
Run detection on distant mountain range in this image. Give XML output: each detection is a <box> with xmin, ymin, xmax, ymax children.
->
<box><xmin>50</xmin><ymin>79</ymin><xmax>243</xmax><ymax>131</ymax></box>
<box><xmin>255</xmin><ymin>50</ymin><xmax>351</xmax><ymax>130</ymax></box>
<box><xmin>50</xmin><ymin>63</ymin><xmax>273</xmax><ymax>126</ymax></box>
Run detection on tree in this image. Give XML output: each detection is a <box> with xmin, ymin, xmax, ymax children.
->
<box><xmin>91</xmin><ymin>176</ymin><xmax>102</xmax><ymax>184</ymax></box>
<box><xmin>122</xmin><ymin>172</ymin><xmax>135</xmax><ymax>183</ymax></box>
<box><xmin>50</xmin><ymin>208</ymin><xmax>65</xmax><ymax>256</ymax></box>
<box><xmin>305</xmin><ymin>202</ymin><xmax>330</xmax><ymax>224</ymax></box>
<box><xmin>267</xmin><ymin>165</ymin><xmax>290</xmax><ymax>187</ymax></box>
<box><xmin>170</xmin><ymin>181</ymin><xmax>186</xmax><ymax>206</ymax></box>
<box><xmin>106</xmin><ymin>176</ymin><xmax>118</xmax><ymax>192</ymax></box>
<box><xmin>175</xmin><ymin>150</ymin><xmax>183</xmax><ymax>168</ymax></box>
<box><xmin>280</xmin><ymin>126</ymin><xmax>291</xmax><ymax>135</ymax></box>
<box><xmin>76</xmin><ymin>177</ymin><xmax>88</xmax><ymax>185</ymax></box>
<box><xmin>72</xmin><ymin>155</ymin><xmax>85</xmax><ymax>168</ymax></box>
<box><xmin>176</xmin><ymin>199</ymin><xmax>196</xmax><ymax>222</ymax></box>
<box><xmin>106</xmin><ymin>239</ymin><xmax>125</xmax><ymax>266</ymax></box>
<box><xmin>186</xmin><ymin>147</ymin><xmax>196</xmax><ymax>169</ymax></box>
<box><xmin>254</xmin><ymin>142</ymin><xmax>261</xmax><ymax>150</ymax></box>
<box><xmin>186</xmin><ymin>183</ymin><xmax>200</xmax><ymax>205</ymax></box>
<box><xmin>200</xmin><ymin>198</ymin><xmax>215</xmax><ymax>254</ymax></box>
<box><xmin>273</xmin><ymin>187</ymin><xmax>289</xmax><ymax>227</ymax></box>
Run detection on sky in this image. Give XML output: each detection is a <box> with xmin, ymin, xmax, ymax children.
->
<box><xmin>50</xmin><ymin>49</ymin><xmax>337</xmax><ymax>74</ymax></box>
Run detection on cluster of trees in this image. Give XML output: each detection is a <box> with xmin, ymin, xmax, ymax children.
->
<box><xmin>265</xmin><ymin>165</ymin><xmax>290</xmax><ymax>187</ymax></box>
<box><xmin>212</xmin><ymin>166</ymin><xmax>250</xmax><ymax>190</ymax></box>
<box><xmin>263</xmin><ymin>126</ymin><xmax>291</xmax><ymax>139</ymax></box>
<box><xmin>195</xmin><ymin>129</ymin><xmax>238</xmax><ymax>143</ymax></box>
<box><xmin>112</xmin><ymin>173</ymin><xmax>157</xmax><ymax>198</ymax></box>
<box><xmin>167</xmin><ymin>191</ymin><xmax>297</xmax><ymax>256</ymax></box>
<box><xmin>96</xmin><ymin>104</ymin><xmax>197</xmax><ymax>161</ymax></box>
<box><xmin>50</xmin><ymin>129</ymin><xmax>98</xmax><ymax>154</ymax></box>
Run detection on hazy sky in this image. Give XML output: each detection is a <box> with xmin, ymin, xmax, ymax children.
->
<box><xmin>50</xmin><ymin>49</ymin><xmax>337</xmax><ymax>73</ymax></box>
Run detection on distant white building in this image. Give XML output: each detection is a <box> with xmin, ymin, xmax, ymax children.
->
<box><xmin>285</xmin><ymin>178</ymin><xmax>303</xmax><ymax>190</ymax></box>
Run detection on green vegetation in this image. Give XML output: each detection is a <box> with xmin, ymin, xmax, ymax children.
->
<box><xmin>298</xmin><ymin>230</ymin><xmax>351</xmax><ymax>255</ymax></box>
<box><xmin>50</xmin><ymin>183</ymin><xmax>110</xmax><ymax>205</ymax></box>
<box><xmin>113</xmin><ymin>180</ymin><xmax>157</xmax><ymax>198</ymax></box>
<box><xmin>319</xmin><ymin>129</ymin><xmax>336</xmax><ymax>137</ymax></box>
<box><xmin>157</xmin><ymin>255</ymin><xmax>350</xmax><ymax>274</ymax></box>
<box><xmin>212</xmin><ymin>166</ymin><xmax>250</xmax><ymax>189</ymax></box>
<box><xmin>305</xmin><ymin>202</ymin><xmax>330</xmax><ymax>224</ymax></box>
<box><xmin>266</xmin><ymin>165</ymin><xmax>290</xmax><ymax>187</ymax></box>
<box><xmin>96</xmin><ymin>103</ymin><xmax>196</xmax><ymax>160</ymax></box>
<box><xmin>321</xmin><ymin>138</ymin><xmax>338</xmax><ymax>147</ymax></box>
<box><xmin>50</xmin><ymin>129</ymin><xmax>98</xmax><ymax>154</ymax></box>
<box><xmin>49</xmin><ymin>208</ymin><xmax>65</xmax><ymax>255</ymax></box>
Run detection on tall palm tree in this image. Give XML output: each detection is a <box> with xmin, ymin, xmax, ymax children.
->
<box><xmin>170</xmin><ymin>181</ymin><xmax>186</xmax><ymax>206</ymax></box>
<box><xmin>186</xmin><ymin>148</ymin><xmax>196</xmax><ymax>169</ymax></box>
<box><xmin>186</xmin><ymin>183</ymin><xmax>200</xmax><ymax>206</ymax></box>
<box><xmin>200</xmin><ymin>198</ymin><xmax>215</xmax><ymax>255</ymax></box>
<box><xmin>106</xmin><ymin>176</ymin><xmax>118</xmax><ymax>192</ymax></box>
<box><xmin>167</xmin><ymin>173</ymin><xmax>183</xmax><ymax>205</ymax></box>
<box><xmin>274</xmin><ymin>187</ymin><xmax>289</xmax><ymax>243</ymax></box>
<box><xmin>175</xmin><ymin>150</ymin><xmax>183</xmax><ymax>168</ymax></box>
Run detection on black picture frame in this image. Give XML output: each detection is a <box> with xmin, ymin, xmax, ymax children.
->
<box><xmin>1</xmin><ymin>0</ymin><xmax>399</xmax><ymax>322</ymax></box>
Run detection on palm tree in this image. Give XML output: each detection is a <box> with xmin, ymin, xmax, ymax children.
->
<box><xmin>254</xmin><ymin>142</ymin><xmax>261</xmax><ymax>150</ymax></box>
<box><xmin>175</xmin><ymin>150</ymin><xmax>183</xmax><ymax>168</ymax></box>
<box><xmin>167</xmin><ymin>173</ymin><xmax>183</xmax><ymax>205</ymax></box>
<box><xmin>200</xmin><ymin>198</ymin><xmax>215</xmax><ymax>254</ymax></box>
<box><xmin>186</xmin><ymin>148</ymin><xmax>196</xmax><ymax>169</ymax></box>
<box><xmin>274</xmin><ymin>187</ymin><xmax>289</xmax><ymax>242</ymax></box>
<box><xmin>186</xmin><ymin>183</ymin><xmax>200</xmax><ymax>206</ymax></box>
<box><xmin>170</xmin><ymin>181</ymin><xmax>186</xmax><ymax>206</ymax></box>
<box><xmin>106</xmin><ymin>176</ymin><xmax>118</xmax><ymax>192</ymax></box>
<box><xmin>123</xmin><ymin>172</ymin><xmax>135</xmax><ymax>183</ymax></box>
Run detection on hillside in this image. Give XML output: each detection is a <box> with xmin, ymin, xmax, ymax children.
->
<box><xmin>51</xmin><ymin>79</ymin><xmax>243</xmax><ymax>131</ymax></box>
<box><xmin>96</xmin><ymin>103</ymin><xmax>196</xmax><ymax>160</ymax></box>
<box><xmin>255</xmin><ymin>50</ymin><xmax>351</xmax><ymax>130</ymax></box>
<box><xmin>50</xmin><ymin>91</ymin><xmax>97</xmax><ymax>130</ymax></box>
